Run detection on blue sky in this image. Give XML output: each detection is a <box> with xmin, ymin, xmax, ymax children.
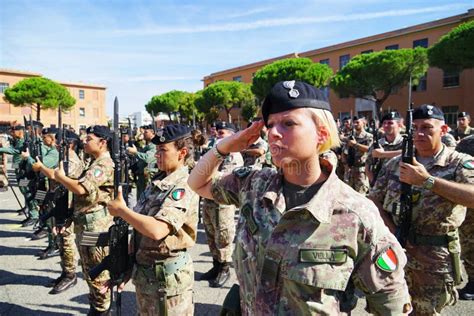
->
<box><xmin>1</xmin><ymin>0</ymin><xmax>473</xmax><ymax>117</ymax></box>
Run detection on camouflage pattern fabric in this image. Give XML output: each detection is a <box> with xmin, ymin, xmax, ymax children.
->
<box><xmin>456</xmin><ymin>135</ymin><xmax>474</xmax><ymax>280</ymax></box>
<box><xmin>132</xmin><ymin>166</ymin><xmax>199</xmax><ymax>314</ymax></box>
<box><xmin>369</xmin><ymin>145</ymin><xmax>474</xmax><ymax>313</ymax></box>
<box><xmin>242</xmin><ymin>137</ymin><xmax>268</xmax><ymax>169</ymax></box>
<box><xmin>343</xmin><ymin>130</ymin><xmax>373</xmax><ymax>195</ymax></box>
<box><xmin>73</xmin><ymin>152</ymin><xmax>115</xmax><ymax>312</ymax></box>
<box><xmin>320</xmin><ymin>150</ymin><xmax>338</xmax><ymax>168</ymax></box>
<box><xmin>366</xmin><ymin>134</ymin><xmax>403</xmax><ymax>181</ymax></box>
<box><xmin>442</xmin><ymin>133</ymin><xmax>457</xmax><ymax>148</ymax></box>
<box><xmin>134</xmin><ymin>142</ymin><xmax>157</xmax><ymax>200</ymax></box>
<box><xmin>203</xmin><ymin>152</ymin><xmax>242</xmax><ymax>264</ymax></box>
<box><xmin>211</xmin><ymin>159</ymin><xmax>410</xmax><ymax>315</ymax></box>
<box><xmin>450</xmin><ymin>126</ymin><xmax>474</xmax><ymax>141</ymax></box>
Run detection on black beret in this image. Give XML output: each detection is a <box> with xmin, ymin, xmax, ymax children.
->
<box><xmin>151</xmin><ymin>124</ymin><xmax>191</xmax><ymax>145</ymax></box>
<box><xmin>25</xmin><ymin>120</ymin><xmax>44</xmax><ymax>128</ymax></box>
<box><xmin>210</xmin><ymin>122</ymin><xmax>217</xmax><ymax>128</ymax></box>
<box><xmin>216</xmin><ymin>121</ymin><xmax>237</xmax><ymax>133</ymax></box>
<box><xmin>342</xmin><ymin>117</ymin><xmax>351</xmax><ymax>122</ymax></box>
<box><xmin>141</xmin><ymin>124</ymin><xmax>155</xmax><ymax>130</ymax></box>
<box><xmin>353</xmin><ymin>115</ymin><xmax>365</xmax><ymax>121</ymax></box>
<box><xmin>458</xmin><ymin>111</ymin><xmax>470</xmax><ymax>118</ymax></box>
<box><xmin>381</xmin><ymin>111</ymin><xmax>401</xmax><ymax>123</ymax></box>
<box><xmin>262</xmin><ymin>80</ymin><xmax>331</xmax><ymax>124</ymax></box>
<box><xmin>11</xmin><ymin>125</ymin><xmax>24</xmax><ymax>131</ymax></box>
<box><xmin>59</xmin><ymin>130</ymin><xmax>80</xmax><ymax>141</ymax></box>
<box><xmin>86</xmin><ymin>125</ymin><xmax>112</xmax><ymax>139</ymax></box>
<box><xmin>42</xmin><ymin>127</ymin><xmax>58</xmax><ymax>135</ymax></box>
<box><xmin>412</xmin><ymin>104</ymin><xmax>444</xmax><ymax>121</ymax></box>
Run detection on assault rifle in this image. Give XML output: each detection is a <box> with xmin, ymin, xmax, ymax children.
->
<box><xmin>89</xmin><ymin>97</ymin><xmax>130</xmax><ymax>316</ymax></box>
<box><xmin>395</xmin><ymin>77</ymin><xmax>414</xmax><ymax>247</ymax></box>
<box><xmin>369</xmin><ymin>119</ymin><xmax>382</xmax><ymax>187</ymax></box>
<box><xmin>346</xmin><ymin>111</ymin><xmax>356</xmax><ymax>167</ymax></box>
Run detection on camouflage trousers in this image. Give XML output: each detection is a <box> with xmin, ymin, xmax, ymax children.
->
<box><xmin>460</xmin><ymin>208</ymin><xmax>474</xmax><ymax>279</ymax></box>
<box><xmin>202</xmin><ymin>199</ymin><xmax>236</xmax><ymax>263</ymax></box>
<box><xmin>345</xmin><ymin>166</ymin><xmax>369</xmax><ymax>195</ymax></box>
<box><xmin>59</xmin><ymin>223</ymin><xmax>76</xmax><ymax>275</ymax></box>
<box><xmin>406</xmin><ymin>267</ymin><xmax>457</xmax><ymax>315</ymax></box>
<box><xmin>132</xmin><ymin>253</ymin><xmax>194</xmax><ymax>316</ymax></box>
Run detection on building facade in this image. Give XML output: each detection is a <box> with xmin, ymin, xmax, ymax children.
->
<box><xmin>0</xmin><ymin>69</ymin><xmax>107</xmax><ymax>130</ymax></box>
<box><xmin>202</xmin><ymin>9</ymin><xmax>474</xmax><ymax>128</ymax></box>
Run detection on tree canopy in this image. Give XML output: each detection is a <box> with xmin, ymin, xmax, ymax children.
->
<box><xmin>4</xmin><ymin>77</ymin><xmax>76</xmax><ymax>121</ymax></box>
<box><xmin>330</xmin><ymin>48</ymin><xmax>428</xmax><ymax>117</ymax></box>
<box><xmin>428</xmin><ymin>20</ymin><xmax>474</xmax><ymax>71</ymax></box>
<box><xmin>240</xmin><ymin>102</ymin><xmax>259</xmax><ymax>123</ymax></box>
<box><xmin>200</xmin><ymin>81</ymin><xmax>254</xmax><ymax>122</ymax></box>
<box><xmin>145</xmin><ymin>90</ymin><xmax>186</xmax><ymax>122</ymax></box>
<box><xmin>251</xmin><ymin>57</ymin><xmax>333</xmax><ymax>101</ymax></box>
<box><xmin>179</xmin><ymin>91</ymin><xmax>205</xmax><ymax>126</ymax></box>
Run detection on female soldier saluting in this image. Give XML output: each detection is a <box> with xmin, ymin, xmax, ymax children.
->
<box><xmin>106</xmin><ymin>124</ymin><xmax>201</xmax><ymax>316</ymax></box>
<box><xmin>189</xmin><ymin>81</ymin><xmax>411</xmax><ymax>315</ymax></box>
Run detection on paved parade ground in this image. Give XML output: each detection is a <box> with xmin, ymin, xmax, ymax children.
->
<box><xmin>0</xmin><ymin>179</ymin><xmax>473</xmax><ymax>315</ymax></box>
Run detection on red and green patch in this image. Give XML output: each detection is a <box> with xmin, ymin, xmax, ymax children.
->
<box><xmin>376</xmin><ymin>248</ymin><xmax>398</xmax><ymax>272</ymax></box>
<box><xmin>463</xmin><ymin>160</ymin><xmax>474</xmax><ymax>170</ymax></box>
<box><xmin>171</xmin><ymin>189</ymin><xmax>185</xmax><ymax>201</ymax></box>
<box><xmin>93</xmin><ymin>168</ymin><xmax>103</xmax><ymax>178</ymax></box>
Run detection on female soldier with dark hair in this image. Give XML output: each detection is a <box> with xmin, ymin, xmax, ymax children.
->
<box><xmin>189</xmin><ymin>81</ymin><xmax>411</xmax><ymax>315</ymax></box>
<box><xmin>106</xmin><ymin>124</ymin><xmax>202</xmax><ymax>315</ymax></box>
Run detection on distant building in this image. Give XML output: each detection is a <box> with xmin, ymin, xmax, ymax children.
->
<box><xmin>203</xmin><ymin>9</ymin><xmax>474</xmax><ymax>128</ymax></box>
<box><xmin>0</xmin><ymin>69</ymin><xmax>107</xmax><ymax>130</ymax></box>
<box><xmin>128</xmin><ymin>111</ymin><xmax>153</xmax><ymax>128</ymax></box>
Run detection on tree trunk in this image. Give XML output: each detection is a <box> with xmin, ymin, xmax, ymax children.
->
<box><xmin>36</xmin><ymin>103</ymin><xmax>41</xmax><ymax>121</ymax></box>
<box><xmin>226</xmin><ymin>108</ymin><xmax>232</xmax><ymax>123</ymax></box>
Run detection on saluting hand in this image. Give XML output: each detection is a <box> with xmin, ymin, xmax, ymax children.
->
<box><xmin>399</xmin><ymin>157</ymin><xmax>431</xmax><ymax>186</ymax></box>
<box><xmin>217</xmin><ymin>120</ymin><xmax>265</xmax><ymax>155</ymax></box>
<box><xmin>107</xmin><ymin>186</ymin><xmax>127</xmax><ymax>217</ymax></box>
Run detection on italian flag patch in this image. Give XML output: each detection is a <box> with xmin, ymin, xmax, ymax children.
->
<box><xmin>376</xmin><ymin>248</ymin><xmax>398</xmax><ymax>272</ymax></box>
<box><xmin>463</xmin><ymin>160</ymin><xmax>474</xmax><ymax>170</ymax></box>
<box><xmin>171</xmin><ymin>189</ymin><xmax>185</xmax><ymax>201</ymax></box>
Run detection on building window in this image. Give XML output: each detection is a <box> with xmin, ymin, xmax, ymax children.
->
<box><xmin>361</xmin><ymin>49</ymin><xmax>373</xmax><ymax>54</ymax></box>
<box><xmin>232</xmin><ymin>76</ymin><xmax>242</xmax><ymax>82</ymax></box>
<box><xmin>320</xmin><ymin>58</ymin><xmax>330</xmax><ymax>65</ymax></box>
<box><xmin>413</xmin><ymin>38</ymin><xmax>428</xmax><ymax>48</ymax></box>
<box><xmin>412</xmin><ymin>74</ymin><xmax>427</xmax><ymax>92</ymax></box>
<box><xmin>339</xmin><ymin>54</ymin><xmax>350</xmax><ymax>70</ymax></box>
<box><xmin>442</xmin><ymin>106</ymin><xmax>459</xmax><ymax>127</ymax></box>
<box><xmin>0</xmin><ymin>82</ymin><xmax>9</xmax><ymax>93</ymax></box>
<box><xmin>385</xmin><ymin>44</ymin><xmax>399</xmax><ymax>50</ymax></box>
<box><xmin>79</xmin><ymin>89</ymin><xmax>85</xmax><ymax>99</ymax></box>
<box><xmin>79</xmin><ymin>107</ymin><xmax>85</xmax><ymax>117</ymax></box>
<box><xmin>443</xmin><ymin>70</ymin><xmax>460</xmax><ymax>88</ymax></box>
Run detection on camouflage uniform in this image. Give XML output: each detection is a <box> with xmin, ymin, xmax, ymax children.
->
<box><xmin>456</xmin><ymin>135</ymin><xmax>474</xmax><ymax>290</ymax></box>
<box><xmin>132</xmin><ymin>166</ymin><xmax>199</xmax><ymax>316</ymax></box>
<box><xmin>450</xmin><ymin>126</ymin><xmax>474</xmax><ymax>141</ymax></box>
<box><xmin>320</xmin><ymin>149</ymin><xmax>338</xmax><ymax>168</ymax></box>
<box><xmin>242</xmin><ymin>137</ymin><xmax>268</xmax><ymax>169</ymax></box>
<box><xmin>442</xmin><ymin>133</ymin><xmax>457</xmax><ymax>148</ymax></box>
<box><xmin>202</xmin><ymin>152</ymin><xmax>243</xmax><ymax>264</ymax></box>
<box><xmin>343</xmin><ymin>130</ymin><xmax>373</xmax><ymax>194</ymax></box>
<box><xmin>369</xmin><ymin>145</ymin><xmax>474</xmax><ymax>314</ymax></box>
<box><xmin>74</xmin><ymin>152</ymin><xmax>115</xmax><ymax>313</ymax></box>
<box><xmin>211</xmin><ymin>159</ymin><xmax>411</xmax><ymax>315</ymax></box>
<box><xmin>132</xmin><ymin>142</ymin><xmax>157</xmax><ymax>200</ymax></box>
<box><xmin>366</xmin><ymin>134</ymin><xmax>403</xmax><ymax>185</ymax></box>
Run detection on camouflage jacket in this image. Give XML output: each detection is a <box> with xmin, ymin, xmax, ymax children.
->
<box><xmin>343</xmin><ymin>130</ymin><xmax>373</xmax><ymax>167</ymax></box>
<box><xmin>218</xmin><ymin>150</ymin><xmax>243</xmax><ymax>174</ymax></box>
<box><xmin>133</xmin><ymin>166</ymin><xmax>199</xmax><ymax>266</ymax></box>
<box><xmin>211</xmin><ymin>160</ymin><xmax>410</xmax><ymax>315</ymax></box>
<box><xmin>369</xmin><ymin>145</ymin><xmax>474</xmax><ymax>273</ymax></box>
<box><xmin>242</xmin><ymin>137</ymin><xmax>268</xmax><ymax>168</ymax></box>
<box><xmin>75</xmin><ymin>151</ymin><xmax>114</xmax><ymax>215</ymax></box>
<box><xmin>450</xmin><ymin>126</ymin><xmax>474</xmax><ymax>141</ymax></box>
<box><xmin>366</xmin><ymin>134</ymin><xmax>403</xmax><ymax>170</ymax></box>
<box><xmin>441</xmin><ymin>132</ymin><xmax>457</xmax><ymax>148</ymax></box>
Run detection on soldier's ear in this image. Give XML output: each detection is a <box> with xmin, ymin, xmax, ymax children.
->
<box><xmin>178</xmin><ymin>147</ymin><xmax>188</xmax><ymax>161</ymax></box>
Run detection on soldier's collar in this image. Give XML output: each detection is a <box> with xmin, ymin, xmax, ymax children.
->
<box><xmin>153</xmin><ymin>166</ymin><xmax>189</xmax><ymax>190</ymax></box>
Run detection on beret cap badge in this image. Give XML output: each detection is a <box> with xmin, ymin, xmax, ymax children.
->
<box><xmin>283</xmin><ymin>80</ymin><xmax>300</xmax><ymax>99</ymax></box>
<box><xmin>427</xmin><ymin>105</ymin><xmax>434</xmax><ymax>116</ymax></box>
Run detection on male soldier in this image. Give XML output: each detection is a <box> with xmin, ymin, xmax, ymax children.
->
<box><xmin>34</xmin><ymin>130</ymin><xmax>84</xmax><ymax>294</ymax></box>
<box><xmin>369</xmin><ymin>104</ymin><xmax>474</xmax><ymax>314</ymax></box>
<box><xmin>127</xmin><ymin>124</ymin><xmax>156</xmax><ymax>200</ymax></box>
<box><xmin>53</xmin><ymin>125</ymin><xmax>114</xmax><ymax>315</ymax></box>
<box><xmin>207</xmin><ymin>122</ymin><xmax>218</xmax><ymax>149</ymax></box>
<box><xmin>442</xmin><ymin>127</ymin><xmax>458</xmax><ymax>148</ymax></box>
<box><xmin>450</xmin><ymin>112</ymin><xmax>474</xmax><ymax>141</ymax></box>
<box><xmin>241</xmin><ymin>122</ymin><xmax>268</xmax><ymax>169</ymax></box>
<box><xmin>455</xmin><ymin>134</ymin><xmax>474</xmax><ymax>300</ymax></box>
<box><xmin>342</xmin><ymin>116</ymin><xmax>373</xmax><ymax>194</ymax></box>
<box><xmin>25</xmin><ymin>127</ymin><xmax>59</xmax><ymax>244</ymax></box>
<box><xmin>366</xmin><ymin>111</ymin><xmax>403</xmax><ymax>186</ymax></box>
<box><xmin>0</xmin><ymin>133</ymin><xmax>9</xmax><ymax>191</ymax></box>
<box><xmin>200</xmin><ymin>122</ymin><xmax>243</xmax><ymax>288</ymax></box>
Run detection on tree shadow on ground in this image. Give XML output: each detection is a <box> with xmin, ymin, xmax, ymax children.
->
<box><xmin>0</xmin><ymin>302</ymin><xmax>76</xmax><ymax>316</ymax></box>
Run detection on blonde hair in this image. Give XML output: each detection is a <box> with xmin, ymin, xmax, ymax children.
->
<box><xmin>305</xmin><ymin>108</ymin><xmax>341</xmax><ymax>152</ymax></box>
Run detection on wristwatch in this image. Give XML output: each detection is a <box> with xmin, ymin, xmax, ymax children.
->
<box><xmin>422</xmin><ymin>176</ymin><xmax>436</xmax><ymax>190</ymax></box>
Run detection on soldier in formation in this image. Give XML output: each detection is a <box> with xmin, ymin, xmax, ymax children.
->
<box><xmin>189</xmin><ymin>80</ymin><xmax>411</xmax><ymax>315</ymax></box>
<box><xmin>451</xmin><ymin>111</ymin><xmax>474</xmax><ymax>141</ymax></box>
<box><xmin>369</xmin><ymin>104</ymin><xmax>474</xmax><ymax>315</ymax></box>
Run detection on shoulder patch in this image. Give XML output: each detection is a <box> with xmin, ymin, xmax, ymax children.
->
<box><xmin>171</xmin><ymin>188</ymin><xmax>185</xmax><ymax>201</ymax></box>
<box><xmin>375</xmin><ymin>247</ymin><xmax>399</xmax><ymax>273</ymax></box>
<box><xmin>463</xmin><ymin>160</ymin><xmax>474</xmax><ymax>170</ymax></box>
<box><xmin>93</xmin><ymin>168</ymin><xmax>103</xmax><ymax>178</ymax></box>
<box><xmin>233</xmin><ymin>166</ymin><xmax>252</xmax><ymax>178</ymax></box>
